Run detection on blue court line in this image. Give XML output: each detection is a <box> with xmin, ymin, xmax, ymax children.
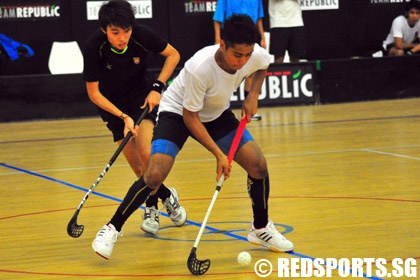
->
<box><xmin>0</xmin><ymin>162</ymin><xmax>123</xmax><ymax>203</ymax></box>
<box><xmin>0</xmin><ymin>162</ymin><xmax>383</xmax><ymax>279</ymax></box>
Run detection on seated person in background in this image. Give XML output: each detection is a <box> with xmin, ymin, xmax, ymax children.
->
<box><xmin>382</xmin><ymin>0</ymin><xmax>420</xmax><ymax>56</ymax></box>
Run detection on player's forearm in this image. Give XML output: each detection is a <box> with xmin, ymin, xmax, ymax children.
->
<box><xmin>242</xmin><ymin>69</ymin><xmax>266</xmax><ymax>119</ymax></box>
<box><xmin>214</xmin><ymin>21</ymin><xmax>221</xmax><ymax>44</ymax></box>
<box><xmin>256</xmin><ymin>19</ymin><xmax>265</xmax><ymax>38</ymax></box>
<box><xmin>86</xmin><ymin>82</ymin><xmax>124</xmax><ymax>118</ymax></box>
<box><xmin>395</xmin><ymin>39</ymin><xmax>416</xmax><ymax>50</ymax></box>
<box><xmin>410</xmin><ymin>43</ymin><xmax>420</xmax><ymax>53</ymax></box>
<box><xmin>157</xmin><ymin>44</ymin><xmax>180</xmax><ymax>84</ymax></box>
<box><xmin>256</xmin><ymin>19</ymin><xmax>266</xmax><ymax>48</ymax></box>
<box><xmin>183</xmin><ymin>108</ymin><xmax>224</xmax><ymax>159</ymax></box>
<box><xmin>248</xmin><ymin>69</ymin><xmax>267</xmax><ymax>98</ymax></box>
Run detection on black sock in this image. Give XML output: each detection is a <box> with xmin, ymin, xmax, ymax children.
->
<box><xmin>155</xmin><ymin>184</ymin><xmax>171</xmax><ymax>201</ymax></box>
<box><xmin>145</xmin><ymin>194</ymin><xmax>158</xmax><ymax>208</ymax></box>
<box><xmin>109</xmin><ymin>177</ymin><xmax>153</xmax><ymax>231</ymax></box>
<box><xmin>247</xmin><ymin>174</ymin><xmax>270</xmax><ymax>229</ymax></box>
<box><xmin>145</xmin><ymin>184</ymin><xmax>171</xmax><ymax>207</ymax></box>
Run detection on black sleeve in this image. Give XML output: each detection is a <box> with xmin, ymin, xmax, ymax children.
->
<box><xmin>82</xmin><ymin>30</ymin><xmax>104</xmax><ymax>82</ymax></box>
<box><xmin>131</xmin><ymin>23</ymin><xmax>168</xmax><ymax>53</ymax></box>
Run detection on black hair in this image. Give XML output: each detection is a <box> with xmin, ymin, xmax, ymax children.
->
<box><xmin>405</xmin><ymin>0</ymin><xmax>420</xmax><ymax>13</ymax></box>
<box><xmin>221</xmin><ymin>14</ymin><xmax>260</xmax><ymax>49</ymax></box>
<box><xmin>98</xmin><ymin>0</ymin><xmax>136</xmax><ymax>30</ymax></box>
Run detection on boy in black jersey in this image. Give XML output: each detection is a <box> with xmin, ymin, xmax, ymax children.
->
<box><xmin>83</xmin><ymin>0</ymin><xmax>186</xmax><ymax>257</ymax></box>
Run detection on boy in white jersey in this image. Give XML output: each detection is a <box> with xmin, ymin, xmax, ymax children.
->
<box><xmin>91</xmin><ymin>14</ymin><xmax>294</xmax><ymax>259</ymax></box>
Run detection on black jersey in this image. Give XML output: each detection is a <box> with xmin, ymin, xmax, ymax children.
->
<box><xmin>82</xmin><ymin>23</ymin><xmax>167</xmax><ymax>113</ymax></box>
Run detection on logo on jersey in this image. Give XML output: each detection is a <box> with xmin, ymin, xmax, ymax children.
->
<box><xmin>133</xmin><ymin>57</ymin><xmax>140</xmax><ymax>64</ymax></box>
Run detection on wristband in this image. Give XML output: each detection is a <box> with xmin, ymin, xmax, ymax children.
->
<box><xmin>151</xmin><ymin>80</ymin><xmax>165</xmax><ymax>93</ymax></box>
<box><xmin>120</xmin><ymin>113</ymin><xmax>128</xmax><ymax>120</ymax></box>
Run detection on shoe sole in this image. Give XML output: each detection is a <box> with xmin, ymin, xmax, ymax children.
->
<box><xmin>140</xmin><ymin>225</ymin><xmax>158</xmax><ymax>235</ymax></box>
<box><xmin>248</xmin><ymin>238</ymin><xmax>294</xmax><ymax>253</ymax></box>
<box><xmin>92</xmin><ymin>242</ymin><xmax>110</xmax><ymax>260</ymax></box>
<box><xmin>94</xmin><ymin>251</ymin><xmax>110</xmax><ymax>260</ymax></box>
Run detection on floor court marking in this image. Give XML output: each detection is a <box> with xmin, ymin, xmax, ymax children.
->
<box><xmin>263</xmin><ymin>114</ymin><xmax>420</xmax><ymax>128</ymax></box>
<box><xmin>362</xmin><ymin>149</ymin><xmax>420</xmax><ymax>161</ymax></box>
<box><xmin>1</xmin><ymin>114</ymin><xmax>419</xmax><ymax>145</ymax></box>
<box><xmin>1</xmin><ymin>144</ymin><xmax>419</xmax><ymax>177</ymax></box>
<box><xmin>0</xmin><ymin>162</ymin><xmax>386</xmax><ymax>279</ymax></box>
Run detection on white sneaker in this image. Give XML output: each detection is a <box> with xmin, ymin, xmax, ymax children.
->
<box><xmin>92</xmin><ymin>223</ymin><xmax>122</xmax><ymax>259</ymax></box>
<box><xmin>247</xmin><ymin>220</ymin><xmax>294</xmax><ymax>252</ymax></box>
<box><xmin>163</xmin><ymin>187</ymin><xmax>187</xmax><ymax>226</ymax></box>
<box><xmin>141</xmin><ymin>206</ymin><xmax>160</xmax><ymax>235</ymax></box>
<box><xmin>251</xmin><ymin>113</ymin><xmax>262</xmax><ymax>121</ymax></box>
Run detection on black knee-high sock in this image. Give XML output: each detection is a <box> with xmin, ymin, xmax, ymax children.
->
<box><xmin>109</xmin><ymin>177</ymin><xmax>153</xmax><ymax>231</ymax></box>
<box><xmin>155</xmin><ymin>184</ymin><xmax>171</xmax><ymax>201</ymax></box>
<box><xmin>145</xmin><ymin>193</ymin><xmax>158</xmax><ymax>208</ymax></box>
<box><xmin>145</xmin><ymin>184</ymin><xmax>171</xmax><ymax>207</ymax></box>
<box><xmin>247</xmin><ymin>174</ymin><xmax>270</xmax><ymax>229</ymax></box>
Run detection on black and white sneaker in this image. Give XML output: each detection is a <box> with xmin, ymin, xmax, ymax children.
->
<box><xmin>163</xmin><ymin>187</ymin><xmax>187</xmax><ymax>226</ymax></box>
<box><xmin>141</xmin><ymin>206</ymin><xmax>160</xmax><ymax>235</ymax></box>
<box><xmin>247</xmin><ymin>220</ymin><xmax>294</xmax><ymax>252</ymax></box>
<box><xmin>251</xmin><ymin>113</ymin><xmax>262</xmax><ymax>121</ymax></box>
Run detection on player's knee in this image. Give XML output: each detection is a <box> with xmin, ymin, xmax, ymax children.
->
<box><xmin>139</xmin><ymin>147</ymin><xmax>151</xmax><ymax>160</ymax></box>
<box><xmin>144</xmin><ymin>167</ymin><xmax>164</xmax><ymax>189</ymax></box>
<box><xmin>249</xmin><ymin>157</ymin><xmax>268</xmax><ymax>179</ymax></box>
<box><xmin>256</xmin><ymin>161</ymin><xmax>268</xmax><ymax>178</ymax></box>
<box><xmin>133</xmin><ymin>168</ymin><xmax>142</xmax><ymax>178</ymax></box>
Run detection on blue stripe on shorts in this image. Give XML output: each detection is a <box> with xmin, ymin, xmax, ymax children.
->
<box><xmin>151</xmin><ymin>139</ymin><xmax>180</xmax><ymax>158</ymax></box>
<box><xmin>216</xmin><ymin>128</ymin><xmax>253</xmax><ymax>156</ymax></box>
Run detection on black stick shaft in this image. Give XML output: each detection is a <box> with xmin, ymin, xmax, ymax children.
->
<box><xmin>67</xmin><ymin>106</ymin><xmax>149</xmax><ymax>236</ymax></box>
<box><xmin>75</xmin><ymin>106</ymin><xmax>149</xmax><ymax>210</ymax></box>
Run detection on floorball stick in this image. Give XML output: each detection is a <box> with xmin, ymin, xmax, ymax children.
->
<box><xmin>187</xmin><ymin>116</ymin><xmax>247</xmax><ymax>275</ymax></box>
<box><xmin>67</xmin><ymin>106</ymin><xmax>149</xmax><ymax>238</ymax></box>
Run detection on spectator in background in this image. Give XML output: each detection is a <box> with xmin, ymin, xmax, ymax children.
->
<box><xmin>268</xmin><ymin>0</ymin><xmax>305</xmax><ymax>63</ymax></box>
<box><xmin>382</xmin><ymin>0</ymin><xmax>420</xmax><ymax>56</ymax></box>
<box><xmin>213</xmin><ymin>0</ymin><xmax>265</xmax><ymax>121</ymax></box>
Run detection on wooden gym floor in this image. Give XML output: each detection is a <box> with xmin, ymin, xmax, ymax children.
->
<box><xmin>0</xmin><ymin>98</ymin><xmax>419</xmax><ymax>279</ymax></box>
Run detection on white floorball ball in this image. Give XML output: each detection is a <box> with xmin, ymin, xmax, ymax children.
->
<box><xmin>237</xmin><ymin>251</ymin><xmax>252</xmax><ymax>266</ymax></box>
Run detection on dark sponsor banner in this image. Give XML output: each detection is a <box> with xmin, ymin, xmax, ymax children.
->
<box><xmin>184</xmin><ymin>0</ymin><xmax>217</xmax><ymax>15</ymax></box>
<box><xmin>230</xmin><ymin>63</ymin><xmax>318</xmax><ymax>107</ymax></box>
<box><xmin>0</xmin><ymin>2</ymin><xmax>61</xmax><ymax>21</ymax></box>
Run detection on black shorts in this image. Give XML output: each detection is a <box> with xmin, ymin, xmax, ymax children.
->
<box><xmin>104</xmin><ymin>106</ymin><xmax>158</xmax><ymax>142</ymax></box>
<box><xmin>382</xmin><ymin>43</ymin><xmax>415</xmax><ymax>56</ymax></box>
<box><xmin>269</xmin><ymin>26</ymin><xmax>305</xmax><ymax>59</ymax></box>
<box><xmin>153</xmin><ymin>109</ymin><xmax>241</xmax><ymax>150</ymax></box>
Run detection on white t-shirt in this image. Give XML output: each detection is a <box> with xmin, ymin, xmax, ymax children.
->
<box><xmin>159</xmin><ymin>44</ymin><xmax>271</xmax><ymax>122</ymax></box>
<box><xmin>268</xmin><ymin>0</ymin><xmax>303</xmax><ymax>28</ymax></box>
<box><xmin>383</xmin><ymin>15</ymin><xmax>420</xmax><ymax>49</ymax></box>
